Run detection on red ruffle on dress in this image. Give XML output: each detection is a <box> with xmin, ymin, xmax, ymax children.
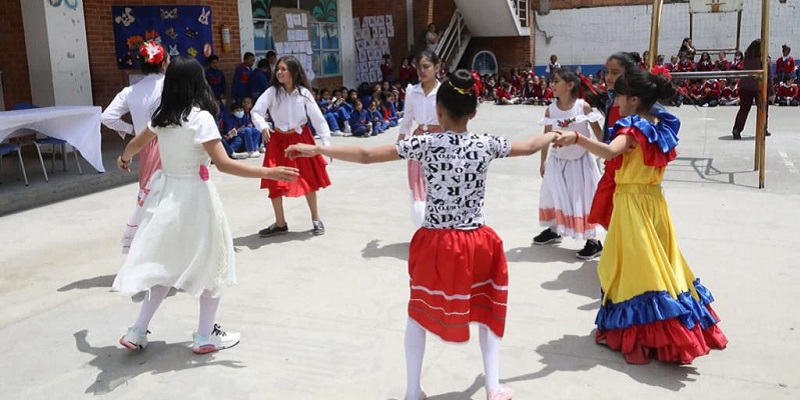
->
<box><xmin>260</xmin><ymin>125</ymin><xmax>331</xmax><ymax>198</ymax></box>
<box><xmin>407</xmin><ymin>226</ymin><xmax>509</xmax><ymax>343</ymax></box>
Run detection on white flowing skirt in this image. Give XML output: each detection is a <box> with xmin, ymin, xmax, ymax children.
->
<box><xmin>538</xmin><ymin>153</ymin><xmax>602</xmax><ymax>240</ymax></box>
<box><xmin>113</xmin><ymin>171</ymin><xmax>236</xmax><ymax>298</ymax></box>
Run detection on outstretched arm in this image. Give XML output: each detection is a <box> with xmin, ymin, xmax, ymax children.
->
<box><xmin>508</xmin><ymin>131</ymin><xmax>558</xmax><ymax>157</ymax></box>
<box><xmin>204</xmin><ymin>139</ymin><xmax>299</xmax><ymax>180</ymax></box>
<box><xmin>553</xmin><ymin>129</ymin><xmax>635</xmax><ymax>160</ymax></box>
<box><xmin>286</xmin><ymin>143</ymin><xmax>400</xmax><ymax>164</ymax></box>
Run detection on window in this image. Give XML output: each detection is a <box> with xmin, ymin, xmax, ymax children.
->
<box><xmin>252</xmin><ymin>0</ymin><xmax>341</xmax><ymax>78</ymax></box>
<box><xmin>472</xmin><ymin>51</ymin><xmax>498</xmax><ymax>76</ymax></box>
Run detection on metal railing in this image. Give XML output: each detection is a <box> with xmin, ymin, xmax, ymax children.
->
<box><xmin>436</xmin><ymin>10</ymin><xmax>470</xmax><ymax>71</ymax></box>
<box><xmin>510</xmin><ymin>0</ymin><xmax>529</xmax><ymax>28</ymax></box>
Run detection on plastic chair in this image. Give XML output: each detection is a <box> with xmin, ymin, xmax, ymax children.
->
<box><xmin>12</xmin><ymin>103</ymin><xmax>83</xmax><ymax>182</ymax></box>
<box><xmin>0</xmin><ymin>142</ymin><xmax>29</xmax><ymax>186</ymax></box>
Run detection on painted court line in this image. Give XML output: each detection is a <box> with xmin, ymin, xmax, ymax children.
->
<box><xmin>778</xmin><ymin>150</ymin><xmax>799</xmax><ymax>174</ymax></box>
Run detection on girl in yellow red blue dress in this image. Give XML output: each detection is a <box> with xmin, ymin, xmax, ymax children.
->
<box><xmin>554</xmin><ymin>69</ymin><xmax>728</xmax><ymax>364</ymax></box>
<box><xmin>286</xmin><ymin>69</ymin><xmax>558</xmax><ymax>400</ymax></box>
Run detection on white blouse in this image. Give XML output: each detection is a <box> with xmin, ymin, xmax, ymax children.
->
<box><xmin>101</xmin><ymin>74</ymin><xmax>164</xmax><ymax>138</ymax></box>
<box><xmin>251</xmin><ymin>86</ymin><xmax>331</xmax><ymax>146</ymax></box>
<box><xmin>398</xmin><ymin>81</ymin><xmax>441</xmax><ymax>135</ymax></box>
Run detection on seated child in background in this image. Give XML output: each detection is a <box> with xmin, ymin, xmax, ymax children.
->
<box><xmin>381</xmin><ymin>92</ymin><xmax>401</xmax><ymax>128</ymax></box>
<box><xmin>494</xmin><ymin>81</ymin><xmax>515</xmax><ymax>105</ymax></box>
<box><xmin>348</xmin><ymin>99</ymin><xmax>373</xmax><ymax>137</ymax></box>
<box><xmin>222</xmin><ymin>102</ymin><xmax>261</xmax><ymax>159</ymax></box>
<box><xmin>317</xmin><ymin>88</ymin><xmax>345</xmax><ymax>136</ymax></box>
<box><xmin>777</xmin><ymin>76</ymin><xmax>799</xmax><ymax>106</ymax></box>
<box><xmin>368</xmin><ymin>99</ymin><xmax>387</xmax><ymax>134</ymax></box>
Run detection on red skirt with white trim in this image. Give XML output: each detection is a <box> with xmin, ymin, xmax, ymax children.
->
<box><xmin>260</xmin><ymin>125</ymin><xmax>331</xmax><ymax>198</ymax></box>
<box><xmin>408</xmin><ymin>226</ymin><xmax>509</xmax><ymax>343</ymax></box>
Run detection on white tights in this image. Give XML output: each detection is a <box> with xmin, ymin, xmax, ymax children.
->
<box><xmin>133</xmin><ymin>286</ymin><xmax>220</xmax><ymax>336</ymax></box>
<box><xmin>404</xmin><ymin>319</ymin><xmax>502</xmax><ymax>400</ymax></box>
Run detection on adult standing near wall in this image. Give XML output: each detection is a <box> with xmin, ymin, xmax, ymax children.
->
<box><xmin>425</xmin><ymin>23</ymin><xmax>441</xmax><ymax>54</ymax></box>
<box><xmin>101</xmin><ymin>41</ymin><xmax>168</xmax><ymax>253</ymax></box>
<box><xmin>731</xmin><ymin>39</ymin><xmax>773</xmax><ymax>140</ymax></box>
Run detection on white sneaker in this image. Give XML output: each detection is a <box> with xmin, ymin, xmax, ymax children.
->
<box><xmin>119</xmin><ymin>326</ymin><xmax>149</xmax><ymax>350</ymax></box>
<box><xmin>192</xmin><ymin>324</ymin><xmax>240</xmax><ymax>354</ymax></box>
<box><xmin>258</xmin><ymin>145</ymin><xmax>266</xmax><ymax>153</ymax></box>
<box><xmin>331</xmin><ymin>130</ymin><xmax>344</xmax><ymax>136</ymax></box>
<box><xmin>232</xmin><ymin>152</ymin><xmax>249</xmax><ymax>159</ymax></box>
<box><xmin>342</xmin><ymin>121</ymin><xmax>352</xmax><ymax>134</ymax></box>
<box><xmin>248</xmin><ymin>151</ymin><xmax>260</xmax><ymax>158</ymax></box>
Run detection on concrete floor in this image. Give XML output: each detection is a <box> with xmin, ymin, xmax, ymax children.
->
<box><xmin>0</xmin><ymin>103</ymin><xmax>798</xmax><ymax>399</ymax></box>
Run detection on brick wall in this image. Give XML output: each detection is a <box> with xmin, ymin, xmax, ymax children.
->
<box><xmin>464</xmin><ymin>36</ymin><xmax>533</xmax><ymax>76</ymax></box>
<box><xmin>412</xmin><ymin>0</ymin><xmax>455</xmax><ymax>56</ymax></box>
<box><xmin>0</xmin><ymin>1</ymin><xmax>32</xmax><ymax>109</ymax></box>
<box><xmin>85</xmin><ymin>0</ymin><xmax>243</xmax><ymax>108</ymax></box>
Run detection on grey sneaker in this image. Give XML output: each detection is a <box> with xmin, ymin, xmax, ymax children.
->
<box><xmin>312</xmin><ymin>220</ymin><xmax>325</xmax><ymax>236</ymax></box>
<box><xmin>192</xmin><ymin>324</ymin><xmax>240</xmax><ymax>354</ymax></box>
<box><xmin>119</xmin><ymin>326</ymin><xmax>149</xmax><ymax>350</ymax></box>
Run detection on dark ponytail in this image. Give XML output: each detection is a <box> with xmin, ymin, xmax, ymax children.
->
<box><xmin>614</xmin><ymin>69</ymin><xmax>676</xmax><ymax>111</ymax></box>
<box><xmin>436</xmin><ymin>69</ymin><xmax>477</xmax><ymax>119</ymax></box>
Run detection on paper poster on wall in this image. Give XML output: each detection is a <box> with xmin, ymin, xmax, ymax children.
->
<box><xmin>353</xmin><ymin>17</ymin><xmax>360</xmax><ymax>29</ymax></box>
<box><xmin>272</xmin><ymin>7</ymin><xmax>315</xmax><ymax>81</ymax></box>
<box><xmin>112</xmin><ymin>5</ymin><xmax>213</xmax><ymax>69</ymax></box>
<box><xmin>354</xmin><ymin>13</ymin><xmax>396</xmax><ymax>83</ymax></box>
<box><xmin>385</xmin><ymin>15</ymin><xmax>393</xmax><ymax>26</ymax></box>
<box><xmin>376</xmin><ymin>16</ymin><xmax>385</xmax><ymax>26</ymax></box>
<box><xmin>387</xmin><ymin>25</ymin><xmax>395</xmax><ymax>38</ymax></box>
<box><xmin>378</xmin><ymin>26</ymin><xmax>386</xmax><ymax>38</ymax></box>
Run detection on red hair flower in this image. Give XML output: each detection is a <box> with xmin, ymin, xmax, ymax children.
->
<box><xmin>650</xmin><ymin>65</ymin><xmax>672</xmax><ymax>80</ymax></box>
<box><xmin>139</xmin><ymin>40</ymin><xmax>166</xmax><ymax>65</ymax></box>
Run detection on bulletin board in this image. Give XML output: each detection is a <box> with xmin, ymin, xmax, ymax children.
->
<box><xmin>353</xmin><ymin>14</ymin><xmax>394</xmax><ymax>83</ymax></box>
<box><xmin>112</xmin><ymin>5</ymin><xmax>214</xmax><ymax>69</ymax></box>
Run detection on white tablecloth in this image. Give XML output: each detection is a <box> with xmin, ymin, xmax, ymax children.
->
<box><xmin>0</xmin><ymin>106</ymin><xmax>105</xmax><ymax>172</ymax></box>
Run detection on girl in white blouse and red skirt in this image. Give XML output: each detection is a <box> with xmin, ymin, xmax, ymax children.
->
<box><xmin>397</xmin><ymin>50</ymin><xmax>445</xmax><ymax>227</ymax></box>
<box><xmin>286</xmin><ymin>70</ymin><xmax>559</xmax><ymax>400</ymax></box>
<box><xmin>252</xmin><ymin>56</ymin><xmax>332</xmax><ymax>236</ymax></box>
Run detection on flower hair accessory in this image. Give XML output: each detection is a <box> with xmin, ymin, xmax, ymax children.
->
<box><xmin>139</xmin><ymin>40</ymin><xmax>166</xmax><ymax>65</ymax></box>
<box><xmin>448</xmin><ymin>80</ymin><xmax>473</xmax><ymax>96</ymax></box>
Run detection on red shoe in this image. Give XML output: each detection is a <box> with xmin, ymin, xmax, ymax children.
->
<box><xmin>487</xmin><ymin>387</ymin><xmax>514</xmax><ymax>400</ymax></box>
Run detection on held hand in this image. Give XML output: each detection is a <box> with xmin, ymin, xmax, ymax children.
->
<box><xmin>261</xmin><ymin>128</ymin><xmax>272</xmax><ymax>144</ymax></box>
<box><xmin>284</xmin><ymin>143</ymin><xmax>319</xmax><ymax>159</ymax></box>
<box><xmin>117</xmin><ymin>156</ymin><xmax>131</xmax><ymax>172</ymax></box>
<box><xmin>552</xmin><ymin>130</ymin><xmax>575</xmax><ymax>147</ymax></box>
<box><xmin>268</xmin><ymin>166</ymin><xmax>300</xmax><ymax>182</ymax></box>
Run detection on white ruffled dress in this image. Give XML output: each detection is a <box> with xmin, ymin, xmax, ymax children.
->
<box><xmin>113</xmin><ymin>109</ymin><xmax>235</xmax><ymax>298</ymax></box>
<box><xmin>538</xmin><ymin>99</ymin><xmax>603</xmax><ymax>240</ymax></box>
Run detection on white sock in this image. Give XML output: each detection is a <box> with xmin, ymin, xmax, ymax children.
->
<box><xmin>197</xmin><ymin>292</ymin><xmax>221</xmax><ymax>337</ymax></box>
<box><xmin>479</xmin><ymin>326</ymin><xmax>502</xmax><ymax>394</ymax></box>
<box><xmin>404</xmin><ymin>318</ymin><xmax>427</xmax><ymax>400</ymax></box>
<box><xmin>411</xmin><ymin>199</ymin><xmax>426</xmax><ymax>228</ymax></box>
<box><xmin>133</xmin><ymin>285</ymin><xmax>170</xmax><ymax>332</ymax></box>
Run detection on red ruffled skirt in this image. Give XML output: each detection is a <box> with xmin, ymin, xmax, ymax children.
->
<box><xmin>260</xmin><ymin>125</ymin><xmax>331</xmax><ymax>198</ymax></box>
<box><xmin>408</xmin><ymin>226</ymin><xmax>509</xmax><ymax>343</ymax></box>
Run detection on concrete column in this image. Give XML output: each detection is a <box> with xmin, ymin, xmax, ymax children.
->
<box><xmin>238</xmin><ymin>0</ymin><xmax>255</xmax><ymax>56</ymax></box>
<box><xmin>339</xmin><ymin>0</ymin><xmax>356</xmax><ymax>88</ymax></box>
<box><xmin>20</xmin><ymin>0</ymin><xmax>92</xmax><ymax>107</ymax></box>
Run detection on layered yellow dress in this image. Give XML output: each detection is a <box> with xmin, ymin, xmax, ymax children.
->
<box><xmin>593</xmin><ymin>110</ymin><xmax>727</xmax><ymax>364</ymax></box>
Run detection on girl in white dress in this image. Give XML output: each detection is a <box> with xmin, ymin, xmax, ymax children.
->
<box><xmin>113</xmin><ymin>56</ymin><xmax>299</xmax><ymax>354</ymax></box>
<box><xmin>397</xmin><ymin>50</ymin><xmax>444</xmax><ymax>227</ymax></box>
<box><xmin>534</xmin><ymin>68</ymin><xmax>604</xmax><ymax>259</ymax></box>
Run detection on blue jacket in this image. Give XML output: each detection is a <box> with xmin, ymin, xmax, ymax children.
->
<box><xmin>248</xmin><ymin>68</ymin><xmax>270</xmax><ymax>99</ymax></box>
<box><xmin>223</xmin><ymin>112</ymin><xmax>253</xmax><ymax>133</ymax></box>
<box><xmin>348</xmin><ymin>109</ymin><xmax>370</xmax><ymax>130</ymax></box>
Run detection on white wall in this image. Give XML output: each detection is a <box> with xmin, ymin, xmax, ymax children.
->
<box><xmin>238</xmin><ymin>0</ymin><xmax>255</xmax><ymax>56</ymax></box>
<box><xmin>21</xmin><ymin>0</ymin><xmax>92</xmax><ymax>106</ymax></box>
<box><xmin>534</xmin><ymin>0</ymin><xmax>800</xmax><ymax>66</ymax></box>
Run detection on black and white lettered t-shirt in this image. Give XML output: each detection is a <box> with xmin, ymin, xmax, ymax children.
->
<box><xmin>396</xmin><ymin>131</ymin><xmax>512</xmax><ymax>230</ymax></box>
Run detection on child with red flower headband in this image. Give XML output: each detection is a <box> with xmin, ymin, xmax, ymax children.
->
<box><xmin>102</xmin><ymin>40</ymin><xmax>170</xmax><ymax>254</ymax></box>
<box><xmin>113</xmin><ymin>56</ymin><xmax>299</xmax><ymax>355</ymax></box>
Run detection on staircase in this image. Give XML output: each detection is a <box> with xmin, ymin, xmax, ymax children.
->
<box><xmin>437</xmin><ymin>0</ymin><xmax>530</xmax><ymax>71</ymax></box>
<box><xmin>436</xmin><ymin>10</ymin><xmax>471</xmax><ymax>72</ymax></box>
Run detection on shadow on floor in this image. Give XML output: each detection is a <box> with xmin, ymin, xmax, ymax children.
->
<box><xmin>74</xmin><ymin>329</ymin><xmax>245</xmax><ymax>395</ymax></box>
<box><xmin>501</xmin><ymin>333</ymin><xmax>699</xmax><ymax>392</ymax></box>
<box><xmin>666</xmin><ymin>156</ymin><xmax>758</xmax><ymax>188</ymax></box>
<box><xmin>233</xmin><ymin>230</ymin><xmax>314</xmax><ymax>251</ymax></box>
<box><xmin>361</xmin><ymin>240</ymin><xmax>410</xmax><ymax>261</ymax></box>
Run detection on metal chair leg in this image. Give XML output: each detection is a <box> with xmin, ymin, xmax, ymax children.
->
<box><xmin>33</xmin><ymin>142</ymin><xmax>50</xmax><ymax>182</ymax></box>
<box><xmin>61</xmin><ymin>143</ymin><xmax>68</xmax><ymax>172</ymax></box>
<box><xmin>74</xmin><ymin>149</ymin><xmax>83</xmax><ymax>175</ymax></box>
<box><xmin>15</xmin><ymin>148</ymin><xmax>29</xmax><ymax>186</ymax></box>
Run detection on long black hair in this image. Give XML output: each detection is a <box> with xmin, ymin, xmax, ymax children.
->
<box><xmin>614</xmin><ymin>69</ymin><xmax>676</xmax><ymax>112</ymax></box>
<box><xmin>151</xmin><ymin>56</ymin><xmax>218</xmax><ymax>127</ymax></box>
<box><xmin>416</xmin><ymin>50</ymin><xmax>442</xmax><ymax>68</ymax></box>
<box><xmin>580</xmin><ymin>52</ymin><xmax>640</xmax><ymax>113</ymax></box>
<box><xmin>436</xmin><ymin>69</ymin><xmax>477</xmax><ymax>119</ymax></box>
<box><xmin>744</xmin><ymin>39</ymin><xmax>761</xmax><ymax>59</ymax></box>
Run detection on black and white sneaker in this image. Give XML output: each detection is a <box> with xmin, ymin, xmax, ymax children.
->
<box><xmin>312</xmin><ymin>220</ymin><xmax>325</xmax><ymax>236</ymax></box>
<box><xmin>258</xmin><ymin>223</ymin><xmax>288</xmax><ymax>237</ymax></box>
<box><xmin>533</xmin><ymin>228</ymin><xmax>562</xmax><ymax>245</ymax></box>
<box><xmin>577</xmin><ymin>239</ymin><xmax>603</xmax><ymax>260</ymax></box>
